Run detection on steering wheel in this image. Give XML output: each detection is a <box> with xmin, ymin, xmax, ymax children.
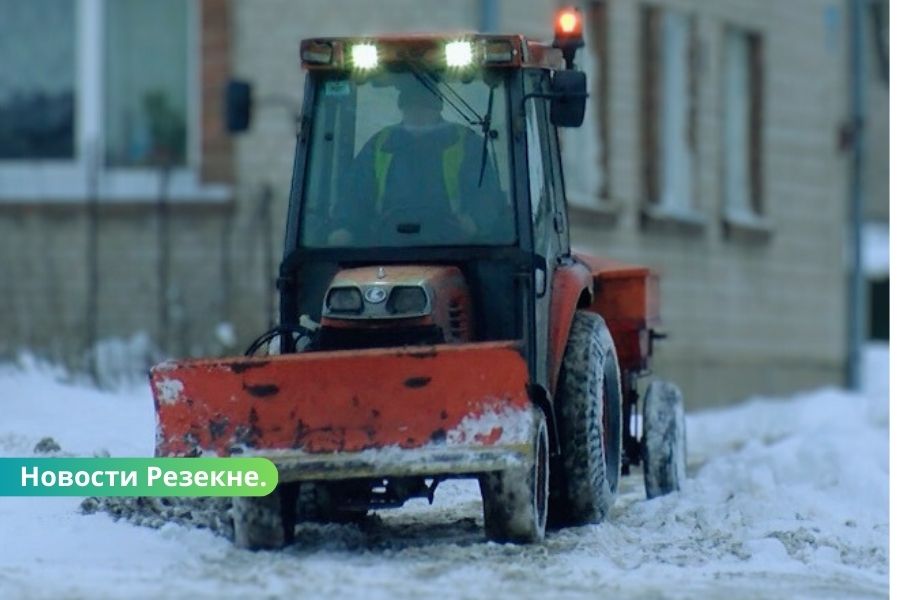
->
<box><xmin>373</xmin><ymin>204</ymin><xmax>469</xmax><ymax>242</ymax></box>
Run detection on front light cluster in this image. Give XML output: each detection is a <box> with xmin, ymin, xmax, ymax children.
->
<box><xmin>326</xmin><ymin>287</ymin><xmax>363</xmax><ymax>313</ymax></box>
<box><xmin>386</xmin><ymin>286</ymin><xmax>428</xmax><ymax>314</ymax></box>
<box><xmin>325</xmin><ymin>285</ymin><xmax>429</xmax><ymax>318</ymax></box>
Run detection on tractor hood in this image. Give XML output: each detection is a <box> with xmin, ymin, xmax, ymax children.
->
<box><xmin>321</xmin><ymin>265</ymin><xmax>473</xmax><ymax>343</ymax></box>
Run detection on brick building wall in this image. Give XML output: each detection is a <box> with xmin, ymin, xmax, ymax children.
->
<box><xmin>0</xmin><ymin>0</ymin><xmax>878</xmax><ymax>407</ymax></box>
<box><xmin>863</xmin><ymin>0</ymin><xmax>889</xmax><ymax>223</ymax></box>
<box><xmin>563</xmin><ymin>0</ymin><xmax>851</xmax><ymax>405</ymax></box>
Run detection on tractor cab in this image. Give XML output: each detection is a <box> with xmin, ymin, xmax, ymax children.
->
<box><xmin>243</xmin><ymin>33</ymin><xmax>590</xmax><ymax>386</ymax></box>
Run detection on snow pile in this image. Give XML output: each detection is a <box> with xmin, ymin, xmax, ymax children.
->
<box><xmin>863</xmin><ymin>222</ymin><xmax>889</xmax><ymax>277</ymax></box>
<box><xmin>0</xmin><ymin>355</ymin><xmax>154</xmax><ymax>458</ymax></box>
<box><xmin>81</xmin><ymin>496</ymin><xmax>234</xmax><ymax>538</ymax></box>
<box><xmin>0</xmin><ymin>346</ymin><xmax>888</xmax><ymax>599</ymax></box>
<box><xmin>88</xmin><ymin>332</ymin><xmax>160</xmax><ymax>390</ymax></box>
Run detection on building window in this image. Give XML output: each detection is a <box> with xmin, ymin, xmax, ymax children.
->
<box><xmin>590</xmin><ymin>0</ymin><xmax>610</xmax><ymax>200</ymax></box>
<box><xmin>722</xmin><ymin>28</ymin><xmax>764</xmax><ymax>221</ymax></box>
<box><xmin>0</xmin><ymin>0</ymin><xmax>226</xmax><ymax>201</ymax></box>
<box><xmin>104</xmin><ymin>0</ymin><xmax>189</xmax><ymax>167</ymax></box>
<box><xmin>641</xmin><ymin>7</ymin><xmax>699</xmax><ymax>217</ymax></box>
<box><xmin>0</xmin><ymin>0</ymin><xmax>76</xmax><ymax>160</ymax></box>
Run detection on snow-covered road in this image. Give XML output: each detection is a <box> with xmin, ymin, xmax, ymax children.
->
<box><xmin>0</xmin><ymin>347</ymin><xmax>888</xmax><ymax>599</ymax></box>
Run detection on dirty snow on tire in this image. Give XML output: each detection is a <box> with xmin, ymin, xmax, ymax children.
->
<box><xmin>0</xmin><ymin>347</ymin><xmax>888</xmax><ymax>599</ymax></box>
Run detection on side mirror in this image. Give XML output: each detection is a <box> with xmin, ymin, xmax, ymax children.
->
<box><xmin>549</xmin><ymin>70</ymin><xmax>587</xmax><ymax>128</ymax></box>
<box><xmin>224</xmin><ymin>80</ymin><xmax>253</xmax><ymax>133</ymax></box>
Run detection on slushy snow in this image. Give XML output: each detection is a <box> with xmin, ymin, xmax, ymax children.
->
<box><xmin>0</xmin><ymin>346</ymin><xmax>888</xmax><ymax>599</ymax></box>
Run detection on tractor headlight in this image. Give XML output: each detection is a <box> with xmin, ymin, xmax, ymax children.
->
<box><xmin>387</xmin><ymin>286</ymin><xmax>428</xmax><ymax>315</ymax></box>
<box><xmin>326</xmin><ymin>287</ymin><xmax>363</xmax><ymax>313</ymax></box>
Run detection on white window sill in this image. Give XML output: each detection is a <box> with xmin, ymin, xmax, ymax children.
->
<box><xmin>722</xmin><ymin>208</ymin><xmax>773</xmax><ymax>242</ymax></box>
<box><xmin>641</xmin><ymin>203</ymin><xmax>707</xmax><ymax>233</ymax></box>
<box><xmin>0</xmin><ymin>164</ymin><xmax>231</xmax><ymax>203</ymax></box>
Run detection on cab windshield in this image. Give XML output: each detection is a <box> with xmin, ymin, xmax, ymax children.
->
<box><xmin>300</xmin><ymin>68</ymin><xmax>515</xmax><ymax>248</ymax></box>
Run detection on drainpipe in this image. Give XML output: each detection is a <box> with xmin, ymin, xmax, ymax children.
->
<box><xmin>85</xmin><ymin>139</ymin><xmax>100</xmax><ymax>384</ymax></box>
<box><xmin>846</xmin><ymin>0</ymin><xmax>867</xmax><ymax>390</ymax></box>
<box><xmin>480</xmin><ymin>0</ymin><xmax>499</xmax><ymax>32</ymax></box>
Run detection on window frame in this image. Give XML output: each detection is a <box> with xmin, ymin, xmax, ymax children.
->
<box><xmin>721</xmin><ymin>27</ymin><xmax>765</xmax><ymax>218</ymax></box>
<box><xmin>640</xmin><ymin>5</ymin><xmax>706</xmax><ymax>230</ymax></box>
<box><xmin>298</xmin><ymin>68</ymin><xmax>519</xmax><ymax>250</ymax></box>
<box><xmin>720</xmin><ymin>24</ymin><xmax>771</xmax><ymax>240</ymax></box>
<box><xmin>525</xmin><ymin>85</ymin><xmax>550</xmax><ymax>232</ymax></box>
<box><xmin>0</xmin><ymin>0</ymin><xmax>227</xmax><ymax>202</ymax></box>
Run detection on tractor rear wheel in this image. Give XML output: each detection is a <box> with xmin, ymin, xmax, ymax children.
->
<box><xmin>232</xmin><ymin>483</ymin><xmax>298</xmax><ymax>550</ymax></box>
<box><xmin>551</xmin><ymin>310</ymin><xmax>623</xmax><ymax>527</ymax></box>
<box><xmin>642</xmin><ymin>380</ymin><xmax>687</xmax><ymax>499</ymax></box>
<box><xmin>480</xmin><ymin>412</ymin><xmax>549</xmax><ymax>543</ymax></box>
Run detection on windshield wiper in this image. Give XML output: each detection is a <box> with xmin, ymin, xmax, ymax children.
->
<box><xmin>478</xmin><ymin>85</ymin><xmax>495</xmax><ymax>187</ymax></box>
<box><xmin>408</xmin><ymin>62</ymin><xmax>484</xmax><ymax>128</ymax></box>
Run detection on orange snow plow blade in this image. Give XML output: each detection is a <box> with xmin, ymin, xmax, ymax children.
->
<box><xmin>151</xmin><ymin>342</ymin><xmax>536</xmax><ymax>480</ymax></box>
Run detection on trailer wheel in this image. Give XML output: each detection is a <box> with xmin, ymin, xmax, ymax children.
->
<box><xmin>480</xmin><ymin>412</ymin><xmax>549</xmax><ymax>543</ymax></box>
<box><xmin>232</xmin><ymin>483</ymin><xmax>298</xmax><ymax>550</ymax></box>
<box><xmin>551</xmin><ymin>310</ymin><xmax>622</xmax><ymax>527</ymax></box>
<box><xmin>642</xmin><ymin>380</ymin><xmax>687</xmax><ymax>499</ymax></box>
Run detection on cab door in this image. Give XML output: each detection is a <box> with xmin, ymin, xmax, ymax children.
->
<box><xmin>524</xmin><ymin>70</ymin><xmax>566</xmax><ymax>390</ymax></box>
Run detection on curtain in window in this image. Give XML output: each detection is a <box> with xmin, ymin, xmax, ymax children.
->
<box><xmin>104</xmin><ymin>0</ymin><xmax>188</xmax><ymax>167</ymax></box>
<box><xmin>723</xmin><ymin>31</ymin><xmax>752</xmax><ymax>217</ymax></box>
<box><xmin>658</xmin><ymin>11</ymin><xmax>693</xmax><ymax>210</ymax></box>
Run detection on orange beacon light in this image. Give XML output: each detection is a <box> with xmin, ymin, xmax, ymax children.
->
<box><xmin>553</xmin><ymin>7</ymin><xmax>585</xmax><ymax>69</ymax></box>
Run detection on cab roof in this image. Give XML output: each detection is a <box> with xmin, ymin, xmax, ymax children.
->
<box><xmin>299</xmin><ymin>34</ymin><xmax>565</xmax><ymax>71</ymax></box>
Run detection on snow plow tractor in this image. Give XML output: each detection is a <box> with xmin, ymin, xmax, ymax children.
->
<box><xmin>150</xmin><ymin>8</ymin><xmax>687</xmax><ymax>549</ymax></box>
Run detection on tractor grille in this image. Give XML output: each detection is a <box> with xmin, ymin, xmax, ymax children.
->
<box><xmin>315</xmin><ymin>325</ymin><xmax>445</xmax><ymax>351</ymax></box>
<box><xmin>447</xmin><ymin>298</ymin><xmax>467</xmax><ymax>341</ymax></box>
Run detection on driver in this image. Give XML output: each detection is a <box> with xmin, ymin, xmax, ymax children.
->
<box><xmin>328</xmin><ymin>83</ymin><xmax>502</xmax><ymax>245</ymax></box>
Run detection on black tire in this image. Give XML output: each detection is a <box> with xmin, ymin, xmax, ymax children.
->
<box><xmin>232</xmin><ymin>483</ymin><xmax>298</xmax><ymax>550</ymax></box>
<box><xmin>480</xmin><ymin>411</ymin><xmax>549</xmax><ymax>543</ymax></box>
<box><xmin>551</xmin><ymin>310</ymin><xmax>623</xmax><ymax>526</ymax></box>
<box><xmin>642</xmin><ymin>380</ymin><xmax>687</xmax><ymax>499</ymax></box>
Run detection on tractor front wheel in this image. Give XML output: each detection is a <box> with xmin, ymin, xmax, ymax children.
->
<box><xmin>480</xmin><ymin>412</ymin><xmax>549</xmax><ymax>543</ymax></box>
<box><xmin>642</xmin><ymin>380</ymin><xmax>687</xmax><ymax>499</ymax></box>
<box><xmin>551</xmin><ymin>311</ymin><xmax>623</xmax><ymax>527</ymax></box>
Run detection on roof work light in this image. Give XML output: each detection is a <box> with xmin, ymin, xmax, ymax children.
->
<box><xmin>351</xmin><ymin>43</ymin><xmax>379</xmax><ymax>70</ymax></box>
<box><xmin>445</xmin><ymin>41</ymin><xmax>474</xmax><ymax>68</ymax></box>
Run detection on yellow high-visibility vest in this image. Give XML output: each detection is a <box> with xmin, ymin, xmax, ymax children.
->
<box><xmin>373</xmin><ymin>126</ymin><xmax>466</xmax><ymax>213</ymax></box>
